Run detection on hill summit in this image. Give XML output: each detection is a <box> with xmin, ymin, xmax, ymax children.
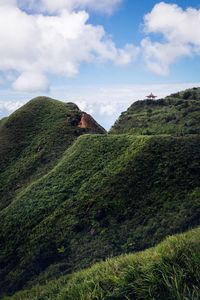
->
<box><xmin>0</xmin><ymin>96</ymin><xmax>105</xmax><ymax>210</ymax></box>
<box><xmin>0</xmin><ymin>89</ymin><xmax>200</xmax><ymax>299</ymax></box>
<box><xmin>111</xmin><ymin>87</ymin><xmax>200</xmax><ymax>135</ymax></box>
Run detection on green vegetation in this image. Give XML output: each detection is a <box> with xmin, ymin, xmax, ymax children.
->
<box><xmin>0</xmin><ymin>117</ymin><xmax>7</xmax><ymax>127</ymax></box>
<box><xmin>0</xmin><ymin>96</ymin><xmax>105</xmax><ymax>210</ymax></box>
<box><xmin>111</xmin><ymin>87</ymin><xmax>200</xmax><ymax>135</ymax></box>
<box><xmin>0</xmin><ymin>134</ymin><xmax>200</xmax><ymax>296</ymax></box>
<box><xmin>4</xmin><ymin>226</ymin><xmax>200</xmax><ymax>300</ymax></box>
<box><xmin>168</xmin><ymin>86</ymin><xmax>200</xmax><ymax>100</ymax></box>
<box><xmin>1</xmin><ymin>89</ymin><xmax>200</xmax><ymax>299</ymax></box>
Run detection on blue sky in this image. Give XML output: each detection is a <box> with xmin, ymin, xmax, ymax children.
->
<box><xmin>0</xmin><ymin>0</ymin><xmax>200</xmax><ymax>129</ymax></box>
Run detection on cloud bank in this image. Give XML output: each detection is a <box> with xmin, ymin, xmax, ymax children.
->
<box><xmin>0</xmin><ymin>0</ymin><xmax>138</xmax><ymax>92</ymax></box>
<box><xmin>142</xmin><ymin>2</ymin><xmax>200</xmax><ymax>74</ymax></box>
<box><xmin>0</xmin><ymin>2</ymin><xmax>200</xmax><ymax>92</ymax></box>
<box><xmin>1</xmin><ymin>82</ymin><xmax>200</xmax><ymax>129</ymax></box>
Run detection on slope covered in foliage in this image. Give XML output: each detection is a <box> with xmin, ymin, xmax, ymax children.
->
<box><xmin>4</xmin><ymin>226</ymin><xmax>200</xmax><ymax>300</ymax></box>
<box><xmin>111</xmin><ymin>87</ymin><xmax>200</xmax><ymax>135</ymax></box>
<box><xmin>0</xmin><ymin>97</ymin><xmax>105</xmax><ymax>210</ymax></box>
<box><xmin>0</xmin><ymin>134</ymin><xmax>200</xmax><ymax>296</ymax></box>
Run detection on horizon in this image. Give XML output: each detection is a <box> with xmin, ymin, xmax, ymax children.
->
<box><xmin>1</xmin><ymin>0</ymin><xmax>200</xmax><ymax>129</ymax></box>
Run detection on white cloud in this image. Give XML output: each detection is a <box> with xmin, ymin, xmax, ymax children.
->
<box><xmin>13</xmin><ymin>72</ymin><xmax>49</xmax><ymax>92</ymax></box>
<box><xmin>144</xmin><ymin>2</ymin><xmax>200</xmax><ymax>44</ymax></box>
<box><xmin>1</xmin><ymin>1</ymin><xmax>200</xmax><ymax>94</ymax></box>
<box><xmin>141</xmin><ymin>38</ymin><xmax>191</xmax><ymax>75</ymax></box>
<box><xmin>1</xmin><ymin>82</ymin><xmax>200</xmax><ymax>128</ymax></box>
<box><xmin>0</xmin><ymin>0</ymin><xmax>138</xmax><ymax>92</ymax></box>
<box><xmin>100</xmin><ymin>104</ymin><xmax>117</xmax><ymax>116</ymax></box>
<box><xmin>142</xmin><ymin>2</ymin><xmax>200</xmax><ymax>75</ymax></box>
<box><xmin>0</xmin><ymin>100</ymin><xmax>26</xmax><ymax>120</ymax></box>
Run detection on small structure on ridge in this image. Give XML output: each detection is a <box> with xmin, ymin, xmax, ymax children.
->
<box><xmin>146</xmin><ymin>93</ymin><xmax>157</xmax><ymax>100</ymax></box>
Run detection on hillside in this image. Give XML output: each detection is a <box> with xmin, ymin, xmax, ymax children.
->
<box><xmin>4</xmin><ymin>226</ymin><xmax>200</xmax><ymax>300</ymax></box>
<box><xmin>0</xmin><ymin>134</ymin><xmax>200</xmax><ymax>296</ymax></box>
<box><xmin>111</xmin><ymin>87</ymin><xmax>200</xmax><ymax>135</ymax></box>
<box><xmin>0</xmin><ymin>97</ymin><xmax>105</xmax><ymax>210</ymax></box>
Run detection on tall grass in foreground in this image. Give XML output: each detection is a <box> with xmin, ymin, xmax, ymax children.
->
<box><xmin>5</xmin><ymin>227</ymin><xmax>200</xmax><ymax>300</ymax></box>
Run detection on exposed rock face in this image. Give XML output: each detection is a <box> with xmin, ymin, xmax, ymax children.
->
<box><xmin>78</xmin><ymin>112</ymin><xmax>106</xmax><ymax>133</ymax></box>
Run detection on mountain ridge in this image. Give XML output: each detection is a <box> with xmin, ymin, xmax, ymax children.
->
<box><xmin>0</xmin><ymin>88</ymin><xmax>200</xmax><ymax>298</ymax></box>
<box><xmin>1</xmin><ymin>134</ymin><xmax>200</xmax><ymax>296</ymax></box>
<box><xmin>111</xmin><ymin>87</ymin><xmax>200</xmax><ymax>135</ymax></box>
<box><xmin>0</xmin><ymin>96</ymin><xmax>105</xmax><ymax>211</ymax></box>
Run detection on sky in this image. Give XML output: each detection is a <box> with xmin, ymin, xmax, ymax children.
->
<box><xmin>0</xmin><ymin>0</ymin><xmax>200</xmax><ymax>129</ymax></box>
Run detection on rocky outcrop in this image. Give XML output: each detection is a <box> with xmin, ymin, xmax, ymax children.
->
<box><xmin>78</xmin><ymin>112</ymin><xmax>106</xmax><ymax>133</ymax></box>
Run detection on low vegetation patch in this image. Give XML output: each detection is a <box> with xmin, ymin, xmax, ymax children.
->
<box><xmin>0</xmin><ymin>97</ymin><xmax>105</xmax><ymax>210</ymax></box>
<box><xmin>0</xmin><ymin>134</ymin><xmax>200</xmax><ymax>296</ymax></box>
<box><xmin>4</xmin><ymin>227</ymin><xmax>200</xmax><ymax>300</ymax></box>
<box><xmin>111</xmin><ymin>88</ymin><xmax>200</xmax><ymax>135</ymax></box>
<box><xmin>1</xmin><ymin>89</ymin><xmax>200</xmax><ymax>298</ymax></box>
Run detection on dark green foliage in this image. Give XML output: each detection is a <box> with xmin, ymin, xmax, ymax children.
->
<box><xmin>0</xmin><ymin>117</ymin><xmax>7</xmax><ymax>127</ymax></box>
<box><xmin>169</xmin><ymin>87</ymin><xmax>200</xmax><ymax>100</ymax></box>
<box><xmin>111</xmin><ymin>88</ymin><xmax>200</xmax><ymax>135</ymax></box>
<box><xmin>0</xmin><ymin>134</ymin><xmax>200</xmax><ymax>296</ymax></box>
<box><xmin>0</xmin><ymin>97</ymin><xmax>105</xmax><ymax>210</ymax></box>
<box><xmin>1</xmin><ymin>88</ymin><xmax>200</xmax><ymax>299</ymax></box>
<box><xmin>4</xmin><ymin>227</ymin><xmax>200</xmax><ymax>300</ymax></box>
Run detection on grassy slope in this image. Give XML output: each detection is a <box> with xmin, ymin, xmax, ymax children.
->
<box><xmin>111</xmin><ymin>88</ymin><xmax>200</xmax><ymax>135</ymax></box>
<box><xmin>0</xmin><ymin>117</ymin><xmax>7</xmax><ymax>127</ymax></box>
<box><xmin>0</xmin><ymin>134</ymin><xmax>200</xmax><ymax>296</ymax></box>
<box><xmin>0</xmin><ymin>97</ymin><xmax>105</xmax><ymax>210</ymax></box>
<box><xmin>4</xmin><ymin>226</ymin><xmax>200</xmax><ymax>300</ymax></box>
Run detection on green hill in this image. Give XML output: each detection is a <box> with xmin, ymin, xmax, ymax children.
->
<box><xmin>111</xmin><ymin>87</ymin><xmax>200</xmax><ymax>135</ymax></box>
<box><xmin>0</xmin><ymin>97</ymin><xmax>105</xmax><ymax>210</ymax></box>
<box><xmin>0</xmin><ymin>134</ymin><xmax>199</xmax><ymax>296</ymax></box>
<box><xmin>4</xmin><ymin>226</ymin><xmax>200</xmax><ymax>300</ymax></box>
<box><xmin>1</xmin><ymin>89</ymin><xmax>200</xmax><ymax>299</ymax></box>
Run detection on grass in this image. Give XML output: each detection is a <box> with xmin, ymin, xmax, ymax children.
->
<box><xmin>111</xmin><ymin>88</ymin><xmax>200</xmax><ymax>135</ymax></box>
<box><xmin>4</xmin><ymin>226</ymin><xmax>200</xmax><ymax>300</ymax></box>
<box><xmin>1</xmin><ymin>89</ymin><xmax>200</xmax><ymax>298</ymax></box>
<box><xmin>0</xmin><ymin>134</ymin><xmax>200</xmax><ymax>296</ymax></box>
<box><xmin>0</xmin><ymin>96</ymin><xmax>105</xmax><ymax>210</ymax></box>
